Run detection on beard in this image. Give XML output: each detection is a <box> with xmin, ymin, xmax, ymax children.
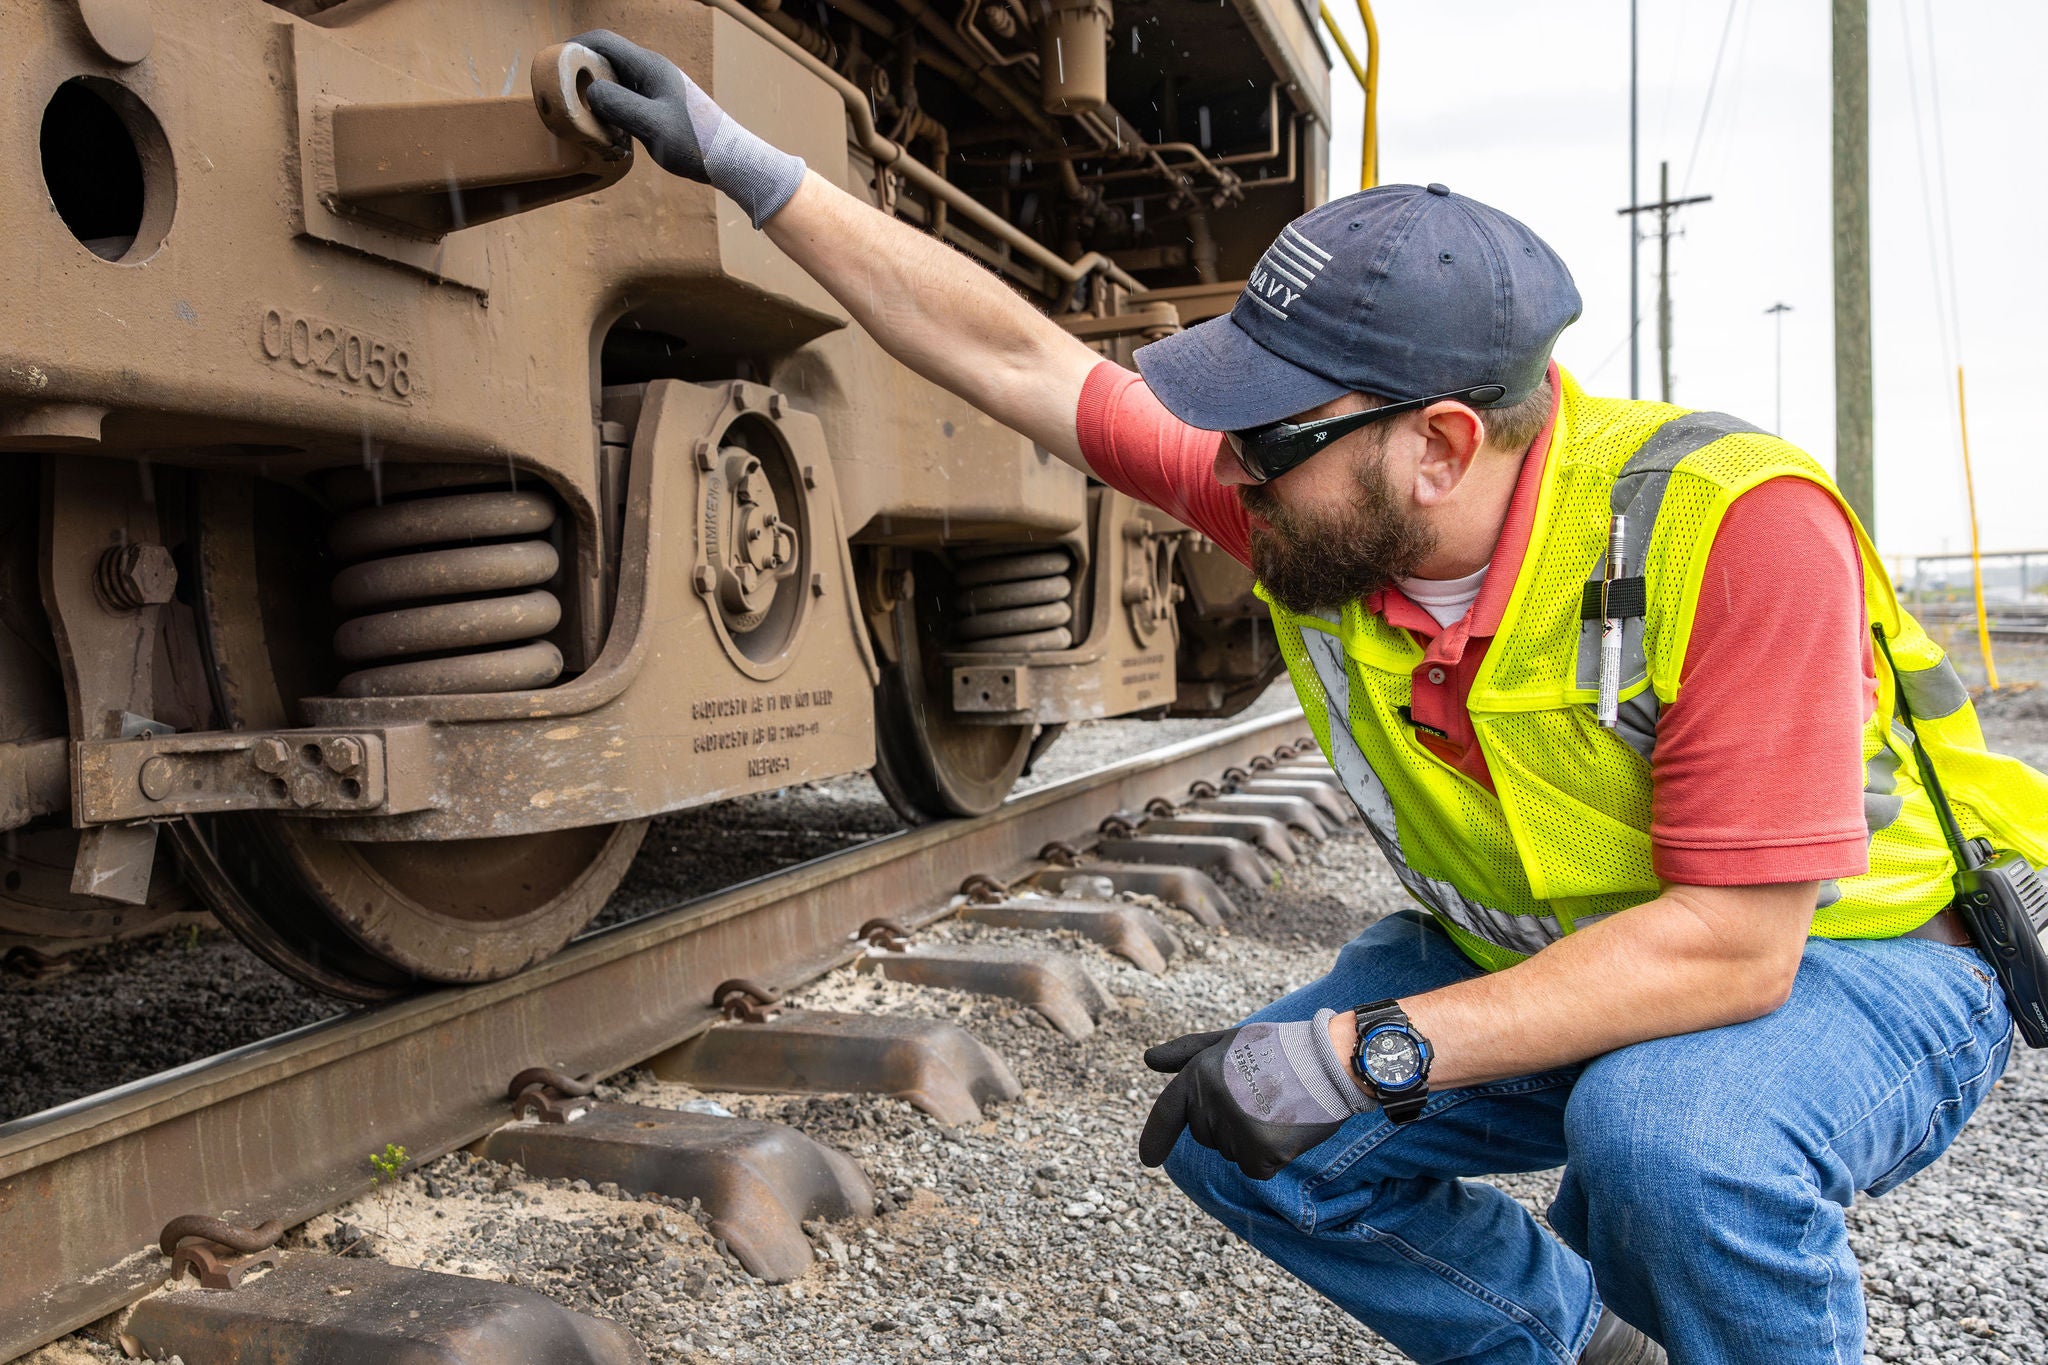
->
<box><xmin>1239</xmin><ymin>438</ymin><xmax>1440</xmax><ymax>615</ymax></box>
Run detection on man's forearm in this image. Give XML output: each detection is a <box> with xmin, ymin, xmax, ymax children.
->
<box><xmin>764</xmin><ymin>172</ymin><xmax>1099</xmax><ymax>464</ymax></box>
<box><xmin>1330</xmin><ymin>883</ymin><xmax>1819</xmax><ymax>1090</ymax></box>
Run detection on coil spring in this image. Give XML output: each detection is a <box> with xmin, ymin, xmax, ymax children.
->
<box><xmin>951</xmin><ymin>548</ymin><xmax>1074</xmax><ymax>652</ymax></box>
<box><xmin>327</xmin><ymin>488</ymin><xmax>565</xmax><ymax>698</ymax></box>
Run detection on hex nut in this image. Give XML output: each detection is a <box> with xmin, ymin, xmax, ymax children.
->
<box><xmin>251</xmin><ymin>737</ymin><xmax>292</xmax><ymax>775</ymax></box>
<box><xmin>94</xmin><ymin>543</ymin><xmax>178</xmax><ymax>611</ymax></box>
<box><xmin>693</xmin><ymin>565</ymin><xmax>717</xmax><ymax>594</ymax></box>
<box><xmin>321</xmin><ymin>736</ymin><xmax>365</xmax><ymax>776</ymax></box>
<box><xmin>287</xmin><ymin>770</ymin><xmax>324</xmax><ymax>809</ymax></box>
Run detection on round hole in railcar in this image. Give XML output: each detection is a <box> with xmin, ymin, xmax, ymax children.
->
<box><xmin>39</xmin><ymin>77</ymin><xmax>175</xmax><ymax>263</ymax></box>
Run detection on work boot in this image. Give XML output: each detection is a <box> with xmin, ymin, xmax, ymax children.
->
<box><xmin>1580</xmin><ymin>1308</ymin><xmax>1667</xmax><ymax>1364</ymax></box>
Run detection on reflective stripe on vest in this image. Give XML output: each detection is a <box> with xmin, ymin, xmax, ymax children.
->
<box><xmin>1570</xmin><ymin>411</ymin><xmax>1766</xmax><ymax>745</ymax></box>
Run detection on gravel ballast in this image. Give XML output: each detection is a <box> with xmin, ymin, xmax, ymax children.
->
<box><xmin>39</xmin><ymin>752</ymin><xmax>2048</xmax><ymax>1365</ymax></box>
<box><xmin>16</xmin><ymin>673</ymin><xmax>2048</xmax><ymax>1365</ymax></box>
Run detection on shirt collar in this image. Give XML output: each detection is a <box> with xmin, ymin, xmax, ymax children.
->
<box><xmin>1365</xmin><ymin>361</ymin><xmax>1563</xmax><ymax>657</ymax></box>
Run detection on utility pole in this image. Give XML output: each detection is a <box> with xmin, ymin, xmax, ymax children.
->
<box><xmin>1765</xmin><ymin>302</ymin><xmax>1793</xmax><ymax>435</ymax></box>
<box><xmin>1629</xmin><ymin>0</ymin><xmax>1640</xmax><ymax>399</ymax></box>
<box><xmin>1618</xmin><ymin>161</ymin><xmax>1711</xmax><ymax>404</ymax></box>
<box><xmin>1833</xmin><ymin>0</ymin><xmax>1875</xmax><ymax>537</ymax></box>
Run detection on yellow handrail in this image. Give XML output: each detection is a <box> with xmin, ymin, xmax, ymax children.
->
<box><xmin>1318</xmin><ymin>0</ymin><xmax>1379</xmax><ymax>188</ymax></box>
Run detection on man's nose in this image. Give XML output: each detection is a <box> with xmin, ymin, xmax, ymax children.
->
<box><xmin>1211</xmin><ymin>439</ymin><xmax>1254</xmax><ymax>487</ymax></box>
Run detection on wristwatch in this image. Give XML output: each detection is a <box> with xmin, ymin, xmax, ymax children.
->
<box><xmin>1351</xmin><ymin>999</ymin><xmax>1433</xmax><ymax>1124</ymax></box>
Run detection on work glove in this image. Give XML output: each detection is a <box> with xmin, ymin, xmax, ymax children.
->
<box><xmin>1137</xmin><ymin>1009</ymin><xmax>1377</xmax><ymax>1181</ymax></box>
<box><xmin>569</xmin><ymin>29</ymin><xmax>807</xmax><ymax>228</ymax></box>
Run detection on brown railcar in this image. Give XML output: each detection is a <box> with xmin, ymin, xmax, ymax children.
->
<box><xmin>0</xmin><ymin>0</ymin><xmax>1331</xmax><ymax>996</ymax></box>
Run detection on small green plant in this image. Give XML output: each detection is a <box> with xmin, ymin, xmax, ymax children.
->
<box><xmin>369</xmin><ymin>1142</ymin><xmax>408</xmax><ymax>1184</ymax></box>
<box><xmin>184</xmin><ymin>923</ymin><xmax>201</xmax><ymax>951</ymax></box>
<box><xmin>367</xmin><ymin>1142</ymin><xmax>409</xmax><ymax>1238</ymax></box>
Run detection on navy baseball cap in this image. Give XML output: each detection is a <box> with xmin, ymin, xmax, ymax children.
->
<box><xmin>1134</xmin><ymin>183</ymin><xmax>1582</xmax><ymax>431</ymax></box>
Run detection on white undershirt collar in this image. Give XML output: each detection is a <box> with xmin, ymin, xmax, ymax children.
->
<box><xmin>1397</xmin><ymin>564</ymin><xmax>1490</xmax><ymax>629</ymax></box>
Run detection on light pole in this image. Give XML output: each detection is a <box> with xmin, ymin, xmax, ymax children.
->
<box><xmin>1765</xmin><ymin>302</ymin><xmax>1793</xmax><ymax>435</ymax></box>
<box><xmin>1629</xmin><ymin>0</ymin><xmax>1639</xmax><ymax>399</ymax></box>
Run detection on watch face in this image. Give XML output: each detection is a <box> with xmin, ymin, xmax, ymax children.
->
<box><xmin>1363</xmin><ymin>1028</ymin><xmax>1422</xmax><ymax>1089</ymax></box>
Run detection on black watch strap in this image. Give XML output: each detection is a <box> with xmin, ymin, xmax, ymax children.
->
<box><xmin>1352</xmin><ymin>998</ymin><xmax>1430</xmax><ymax>1125</ymax></box>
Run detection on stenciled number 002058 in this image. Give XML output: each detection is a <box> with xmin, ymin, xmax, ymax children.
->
<box><xmin>257</xmin><ymin>306</ymin><xmax>417</xmax><ymax>401</ymax></box>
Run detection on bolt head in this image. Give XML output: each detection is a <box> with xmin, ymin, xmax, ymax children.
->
<box><xmin>767</xmin><ymin>392</ymin><xmax>787</xmax><ymax>418</ymax></box>
<box><xmin>97</xmin><ymin>542</ymin><xmax>178</xmax><ymax>610</ymax></box>
<box><xmin>692</xmin><ymin>565</ymin><xmax>717</xmax><ymax>594</ymax></box>
<box><xmin>322</xmin><ymin>736</ymin><xmax>365</xmax><ymax>775</ymax></box>
<box><xmin>252</xmin><ymin>736</ymin><xmax>292</xmax><ymax>775</ymax></box>
<box><xmin>288</xmin><ymin>770</ymin><xmax>324</xmax><ymax>809</ymax></box>
<box><xmin>138</xmin><ymin>755</ymin><xmax>175</xmax><ymax>802</ymax></box>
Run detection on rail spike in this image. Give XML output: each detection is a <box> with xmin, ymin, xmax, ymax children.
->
<box><xmin>507</xmin><ymin>1067</ymin><xmax>598</xmax><ymax>1123</ymax></box>
<box><xmin>159</xmin><ymin>1214</ymin><xmax>284</xmax><ymax>1290</ymax></box>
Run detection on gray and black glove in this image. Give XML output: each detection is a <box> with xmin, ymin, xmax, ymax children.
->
<box><xmin>1137</xmin><ymin>1010</ymin><xmax>1376</xmax><ymax>1181</ymax></box>
<box><xmin>569</xmin><ymin>28</ymin><xmax>807</xmax><ymax>228</ymax></box>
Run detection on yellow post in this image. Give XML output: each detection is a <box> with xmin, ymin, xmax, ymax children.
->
<box><xmin>1956</xmin><ymin>365</ymin><xmax>1999</xmax><ymax>690</ymax></box>
<box><xmin>1319</xmin><ymin>0</ymin><xmax>1379</xmax><ymax>189</ymax></box>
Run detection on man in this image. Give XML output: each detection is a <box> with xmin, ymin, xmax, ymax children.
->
<box><xmin>572</xmin><ymin>32</ymin><xmax>2046</xmax><ymax>1364</ymax></box>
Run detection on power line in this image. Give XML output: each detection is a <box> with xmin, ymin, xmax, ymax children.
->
<box><xmin>1679</xmin><ymin>0</ymin><xmax>1744</xmax><ymax>198</ymax></box>
<box><xmin>1921</xmin><ymin>0</ymin><xmax>1964</xmax><ymax>364</ymax></box>
<box><xmin>1896</xmin><ymin>0</ymin><xmax>1956</xmax><ymax>377</ymax></box>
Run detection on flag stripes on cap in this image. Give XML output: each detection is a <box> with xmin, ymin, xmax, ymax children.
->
<box><xmin>1245</xmin><ymin>226</ymin><xmax>1330</xmax><ymax>322</ymax></box>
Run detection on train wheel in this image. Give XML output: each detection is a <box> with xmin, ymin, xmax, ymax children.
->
<box><xmin>178</xmin><ymin>474</ymin><xmax>648</xmax><ymax>1000</ymax></box>
<box><xmin>870</xmin><ymin>553</ymin><xmax>1037</xmax><ymax>822</ymax></box>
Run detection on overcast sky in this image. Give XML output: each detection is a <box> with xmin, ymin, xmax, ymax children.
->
<box><xmin>1316</xmin><ymin>1</ymin><xmax>2042</xmax><ymax>565</ymax></box>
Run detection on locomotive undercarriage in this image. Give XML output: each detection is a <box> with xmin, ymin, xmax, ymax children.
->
<box><xmin>0</xmin><ymin>0</ymin><xmax>1326</xmax><ymax>995</ymax></box>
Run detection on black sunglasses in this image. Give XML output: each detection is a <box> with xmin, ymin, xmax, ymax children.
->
<box><xmin>1224</xmin><ymin>384</ymin><xmax>1509</xmax><ymax>483</ymax></box>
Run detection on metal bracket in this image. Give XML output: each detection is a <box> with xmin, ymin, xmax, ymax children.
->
<box><xmin>856</xmin><ymin>941</ymin><xmax>1114</xmax><ymax>1039</ymax></box>
<box><xmin>476</xmin><ymin>1102</ymin><xmax>872</xmax><ymax>1284</ymax></box>
<box><xmin>650</xmin><ymin>1010</ymin><xmax>1021</xmax><ymax>1126</ymax></box>
<box><xmin>957</xmin><ymin>894</ymin><xmax>1178</xmax><ymax>975</ymax></box>
<box><xmin>72</xmin><ymin>726</ymin><xmax>433</xmax><ymax>824</ymax></box>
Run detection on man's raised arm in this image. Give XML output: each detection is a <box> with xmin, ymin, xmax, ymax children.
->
<box><xmin>572</xmin><ymin>29</ymin><xmax>1105</xmax><ymax>470</ymax></box>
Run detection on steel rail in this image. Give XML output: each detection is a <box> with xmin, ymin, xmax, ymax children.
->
<box><xmin>0</xmin><ymin>707</ymin><xmax>1310</xmax><ymax>1362</ymax></box>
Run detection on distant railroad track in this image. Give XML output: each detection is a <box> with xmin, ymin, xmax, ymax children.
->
<box><xmin>0</xmin><ymin>709</ymin><xmax>1316</xmax><ymax>1362</ymax></box>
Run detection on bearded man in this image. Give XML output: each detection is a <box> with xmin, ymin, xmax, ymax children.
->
<box><xmin>573</xmin><ymin>29</ymin><xmax>2048</xmax><ymax>1364</ymax></box>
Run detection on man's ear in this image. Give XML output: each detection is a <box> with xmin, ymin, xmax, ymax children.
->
<box><xmin>1409</xmin><ymin>402</ymin><xmax>1487</xmax><ymax>508</ymax></box>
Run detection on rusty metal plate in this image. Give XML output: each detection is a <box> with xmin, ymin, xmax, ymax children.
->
<box><xmin>1268</xmin><ymin>763</ymin><xmax>1345</xmax><ymax>790</ymax></box>
<box><xmin>1232</xmin><ymin>779</ymin><xmax>1355</xmax><ymax>827</ymax></box>
<box><xmin>1137</xmin><ymin>813</ymin><xmax>1299</xmax><ymax>865</ymax></box>
<box><xmin>475</xmin><ymin>1104</ymin><xmax>869</xmax><ymax>1283</ymax></box>
<box><xmin>1184</xmin><ymin>793</ymin><xmax>1331</xmax><ymax>839</ymax></box>
<box><xmin>957</xmin><ymin>898</ymin><xmax>1177</xmax><ymax>975</ymax></box>
<box><xmin>121</xmin><ymin>1254</ymin><xmax>647</xmax><ymax>1364</ymax></box>
<box><xmin>1014</xmin><ymin>861</ymin><xmax>1237</xmax><ymax>926</ymax></box>
<box><xmin>1092</xmin><ymin>834</ymin><xmax>1274</xmax><ymax>890</ymax></box>
<box><xmin>646</xmin><ymin>1011</ymin><xmax>1021</xmax><ymax>1127</ymax></box>
<box><xmin>856</xmin><ymin>944</ymin><xmax>1113</xmax><ymax>1039</ymax></box>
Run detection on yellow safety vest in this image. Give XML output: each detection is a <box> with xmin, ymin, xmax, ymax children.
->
<box><xmin>1262</xmin><ymin>369</ymin><xmax>2048</xmax><ymax>972</ymax></box>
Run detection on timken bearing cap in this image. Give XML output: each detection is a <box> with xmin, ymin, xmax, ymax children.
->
<box><xmin>1134</xmin><ymin>183</ymin><xmax>1583</xmax><ymax>431</ymax></box>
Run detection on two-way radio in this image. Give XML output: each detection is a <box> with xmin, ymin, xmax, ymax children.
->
<box><xmin>1877</xmin><ymin>628</ymin><xmax>2048</xmax><ymax>1047</ymax></box>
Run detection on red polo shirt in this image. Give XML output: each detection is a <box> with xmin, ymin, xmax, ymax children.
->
<box><xmin>1076</xmin><ymin>361</ymin><xmax>1875</xmax><ymax>887</ymax></box>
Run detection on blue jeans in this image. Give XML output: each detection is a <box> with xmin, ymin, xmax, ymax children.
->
<box><xmin>1164</xmin><ymin>910</ymin><xmax>2013</xmax><ymax>1364</ymax></box>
